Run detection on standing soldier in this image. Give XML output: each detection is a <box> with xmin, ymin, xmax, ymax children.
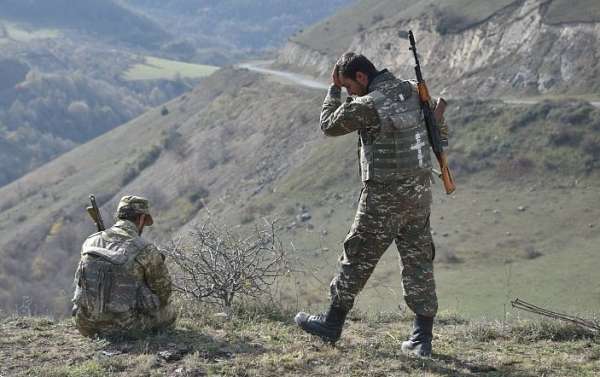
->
<box><xmin>295</xmin><ymin>53</ymin><xmax>445</xmax><ymax>357</ymax></box>
<box><xmin>72</xmin><ymin>195</ymin><xmax>176</xmax><ymax>338</ymax></box>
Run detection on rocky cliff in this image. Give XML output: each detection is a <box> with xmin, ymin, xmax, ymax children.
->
<box><xmin>277</xmin><ymin>0</ymin><xmax>600</xmax><ymax>97</ymax></box>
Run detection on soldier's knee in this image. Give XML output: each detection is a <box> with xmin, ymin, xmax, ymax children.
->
<box><xmin>404</xmin><ymin>290</ymin><xmax>438</xmax><ymax>317</ymax></box>
<box><xmin>343</xmin><ymin>232</ymin><xmax>363</xmax><ymax>255</ymax></box>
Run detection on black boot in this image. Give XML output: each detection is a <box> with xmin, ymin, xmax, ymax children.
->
<box><xmin>294</xmin><ymin>306</ymin><xmax>347</xmax><ymax>343</ymax></box>
<box><xmin>401</xmin><ymin>315</ymin><xmax>434</xmax><ymax>357</ymax></box>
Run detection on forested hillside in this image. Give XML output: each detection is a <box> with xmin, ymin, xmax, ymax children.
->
<box><xmin>0</xmin><ymin>1</ymin><xmax>351</xmax><ymax>188</ymax></box>
<box><xmin>0</xmin><ymin>29</ymin><xmax>191</xmax><ymax>186</ymax></box>
<box><xmin>121</xmin><ymin>0</ymin><xmax>354</xmax><ymax>64</ymax></box>
<box><xmin>0</xmin><ymin>0</ymin><xmax>168</xmax><ymax>48</ymax></box>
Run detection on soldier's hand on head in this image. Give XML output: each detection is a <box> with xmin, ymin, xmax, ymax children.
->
<box><xmin>331</xmin><ymin>65</ymin><xmax>342</xmax><ymax>88</ymax></box>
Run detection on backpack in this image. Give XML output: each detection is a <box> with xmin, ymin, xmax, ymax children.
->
<box><xmin>74</xmin><ymin>233</ymin><xmax>159</xmax><ymax>317</ymax></box>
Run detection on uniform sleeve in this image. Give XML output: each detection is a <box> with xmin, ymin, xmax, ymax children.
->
<box><xmin>320</xmin><ymin>85</ymin><xmax>379</xmax><ymax>136</ymax></box>
<box><xmin>136</xmin><ymin>245</ymin><xmax>172</xmax><ymax>306</ymax></box>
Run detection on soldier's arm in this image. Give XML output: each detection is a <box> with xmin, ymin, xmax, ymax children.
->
<box><xmin>320</xmin><ymin>85</ymin><xmax>379</xmax><ymax>136</ymax></box>
<box><xmin>137</xmin><ymin>245</ymin><xmax>172</xmax><ymax>306</ymax></box>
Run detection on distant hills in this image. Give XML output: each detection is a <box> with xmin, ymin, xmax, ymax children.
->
<box><xmin>121</xmin><ymin>0</ymin><xmax>354</xmax><ymax>64</ymax></box>
<box><xmin>0</xmin><ymin>0</ymin><xmax>168</xmax><ymax>48</ymax></box>
<box><xmin>0</xmin><ymin>0</ymin><xmax>352</xmax><ymax>188</ymax></box>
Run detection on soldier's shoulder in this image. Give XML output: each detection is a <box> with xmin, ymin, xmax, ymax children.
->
<box><xmin>135</xmin><ymin>240</ymin><xmax>164</xmax><ymax>261</ymax></box>
<box><xmin>353</xmin><ymin>93</ymin><xmax>377</xmax><ymax>107</ymax></box>
<box><xmin>403</xmin><ymin>80</ymin><xmax>419</xmax><ymax>93</ymax></box>
<box><xmin>85</xmin><ymin>231</ymin><xmax>103</xmax><ymax>240</ymax></box>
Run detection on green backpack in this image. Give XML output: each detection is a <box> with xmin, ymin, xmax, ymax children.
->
<box><xmin>74</xmin><ymin>233</ymin><xmax>159</xmax><ymax>317</ymax></box>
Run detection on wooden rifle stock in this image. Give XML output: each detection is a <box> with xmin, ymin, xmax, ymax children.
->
<box><xmin>436</xmin><ymin>151</ymin><xmax>455</xmax><ymax>195</ymax></box>
<box><xmin>432</xmin><ymin>98</ymin><xmax>455</xmax><ymax>194</ymax></box>
<box><xmin>409</xmin><ymin>30</ymin><xmax>455</xmax><ymax>195</ymax></box>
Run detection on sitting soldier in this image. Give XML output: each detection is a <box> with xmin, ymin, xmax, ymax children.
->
<box><xmin>72</xmin><ymin>195</ymin><xmax>176</xmax><ymax>338</ymax></box>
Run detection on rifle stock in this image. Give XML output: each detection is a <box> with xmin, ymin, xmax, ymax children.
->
<box><xmin>433</xmin><ymin>97</ymin><xmax>446</xmax><ymax>124</ymax></box>
<box><xmin>436</xmin><ymin>152</ymin><xmax>455</xmax><ymax>194</ymax></box>
<box><xmin>409</xmin><ymin>30</ymin><xmax>456</xmax><ymax>195</ymax></box>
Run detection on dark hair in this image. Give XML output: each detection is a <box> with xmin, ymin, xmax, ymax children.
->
<box><xmin>336</xmin><ymin>52</ymin><xmax>378</xmax><ymax>81</ymax></box>
<box><xmin>116</xmin><ymin>208</ymin><xmax>142</xmax><ymax>223</ymax></box>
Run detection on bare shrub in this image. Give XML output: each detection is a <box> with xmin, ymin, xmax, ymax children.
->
<box><xmin>161</xmin><ymin>128</ymin><xmax>190</xmax><ymax>160</ymax></box>
<box><xmin>67</xmin><ymin>101</ymin><xmax>90</xmax><ymax>116</ymax></box>
<box><xmin>524</xmin><ymin>245</ymin><xmax>543</xmax><ymax>260</ymax></box>
<box><xmin>549</xmin><ymin>129</ymin><xmax>582</xmax><ymax>146</ymax></box>
<box><xmin>439</xmin><ymin>248</ymin><xmax>462</xmax><ymax>264</ymax></box>
<box><xmin>140</xmin><ymin>185</ymin><xmax>169</xmax><ymax>212</ymax></box>
<box><xmin>582</xmin><ymin>137</ymin><xmax>600</xmax><ymax>157</ymax></box>
<box><xmin>165</xmin><ymin>218</ymin><xmax>288</xmax><ymax>312</ymax></box>
<box><xmin>495</xmin><ymin>157</ymin><xmax>535</xmax><ymax>180</ymax></box>
<box><xmin>240</xmin><ymin>206</ymin><xmax>257</xmax><ymax>225</ymax></box>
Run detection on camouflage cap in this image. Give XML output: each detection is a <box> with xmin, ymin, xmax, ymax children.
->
<box><xmin>116</xmin><ymin>195</ymin><xmax>154</xmax><ymax>226</ymax></box>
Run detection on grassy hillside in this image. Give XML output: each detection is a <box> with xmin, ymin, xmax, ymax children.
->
<box><xmin>293</xmin><ymin>0</ymin><xmax>600</xmax><ymax>55</ymax></box>
<box><xmin>543</xmin><ymin>0</ymin><xmax>600</xmax><ymax>25</ymax></box>
<box><xmin>0</xmin><ymin>68</ymin><xmax>599</xmax><ymax>321</ymax></box>
<box><xmin>123</xmin><ymin>56</ymin><xmax>218</xmax><ymax>81</ymax></box>
<box><xmin>291</xmin><ymin>0</ymin><xmax>520</xmax><ymax>54</ymax></box>
<box><xmin>0</xmin><ymin>18</ymin><xmax>196</xmax><ymax>187</ymax></box>
<box><xmin>2</xmin><ymin>310</ymin><xmax>600</xmax><ymax>376</ymax></box>
<box><xmin>0</xmin><ymin>20</ymin><xmax>61</xmax><ymax>42</ymax></box>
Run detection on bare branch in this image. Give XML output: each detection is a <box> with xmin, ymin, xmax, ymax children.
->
<box><xmin>164</xmin><ymin>216</ymin><xmax>288</xmax><ymax>311</ymax></box>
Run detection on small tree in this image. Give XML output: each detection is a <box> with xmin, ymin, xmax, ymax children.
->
<box><xmin>165</xmin><ymin>217</ymin><xmax>287</xmax><ymax>312</ymax></box>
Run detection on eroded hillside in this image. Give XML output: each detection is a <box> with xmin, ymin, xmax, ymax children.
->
<box><xmin>277</xmin><ymin>0</ymin><xmax>600</xmax><ymax>97</ymax></box>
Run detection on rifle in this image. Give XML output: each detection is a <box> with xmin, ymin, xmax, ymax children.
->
<box><xmin>408</xmin><ymin>30</ymin><xmax>456</xmax><ymax>195</ymax></box>
<box><xmin>86</xmin><ymin>194</ymin><xmax>105</xmax><ymax>231</ymax></box>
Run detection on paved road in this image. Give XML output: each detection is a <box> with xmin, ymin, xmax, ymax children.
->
<box><xmin>503</xmin><ymin>99</ymin><xmax>600</xmax><ymax>108</ymax></box>
<box><xmin>240</xmin><ymin>61</ymin><xmax>600</xmax><ymax>108</ymax></box>
<box><xmin>238</xmin><ymin>61</ymin><xmax>328</xmax><ymax>90</ymax></box>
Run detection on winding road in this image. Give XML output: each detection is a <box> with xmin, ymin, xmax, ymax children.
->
<box><xmin>238</xmin><ymin>61</ymin><xmax>328</xmax><ymax>90</ymax></box>
<box><xmin>239</xmin><ymin>61</ymin><xmax>600</xmax><ymax>108</ymax></box>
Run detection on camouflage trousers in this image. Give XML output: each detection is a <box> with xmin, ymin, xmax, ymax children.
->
<box><xmin>330</xmin><ymin>174</ymin><xmax>438</xmax><ymax>317</ymax></box>
<box><xmin>74</xmin><ymin>304</ymin><xmax>177</xmax><ymax>338</ymax></box>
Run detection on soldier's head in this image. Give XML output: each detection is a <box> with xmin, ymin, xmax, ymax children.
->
<box><xmin>115</xmin><ymin>195</ymin><xmax>154</xmax><ymax>235</ymax></box>
<box><xmin>335</xmin><ymin>52</ymin><xmax>378</xmax><ymax>96</ymax></box>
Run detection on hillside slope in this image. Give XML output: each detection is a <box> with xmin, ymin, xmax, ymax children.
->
<box><xmin>277</xmin><ymin>0</ymin><xmax>600</xmax><ymax>97</ymax></box>
<box><xmin>1</xmin><ymin>313</ymin><xmax>599</xmax><ymax>376</ymax></box>
<box><xmin>0</xmin><ymin>67</ymin><xmax>599</xmax><ymax>319</ymax></box>
<box><xmin>0</xmin><ymin>0</ymin><xmax>168</xmax><ymax>48</ymax></box>
<box><xmin>121</xmin><ymin>0</ymin><xmax>354</xmax><ymax>65</ymax></box>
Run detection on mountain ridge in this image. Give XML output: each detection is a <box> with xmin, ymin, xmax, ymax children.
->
<box><xmin>277</xmin><ymin>0</ymin><xmax>600</xmax><ymax>97</ymax></box>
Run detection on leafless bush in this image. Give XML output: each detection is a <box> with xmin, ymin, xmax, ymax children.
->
<box><xmin>439</xmin><ymin>248</ymin><xmax>462</xmax><ymax>264</ymax></box>
<box><xmin>524</xmin><ymin>245</ymin><xmax>543</xmax><ymax>260</ymax></box>
<box><xmin>495</xmin><ymin>157</ymin><xmax>535</xmax><ymax>180</ymax></box>
<box><xmin>165</xmin><ymin>218</ymin><xmax>288</xmax><ymax>312</ymax></box>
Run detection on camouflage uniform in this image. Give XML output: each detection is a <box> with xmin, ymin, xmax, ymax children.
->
<box><xmin>321</xmin><ymin>70</ymin><xmax>440</xmax><ymax>317</ymax></box>
<box><xmin>72</xmin><ymin>196</ymin><xmax>176</xmax><ymax>337</ymax></box>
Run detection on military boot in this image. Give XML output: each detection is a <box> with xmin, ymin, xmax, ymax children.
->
<box><xmin>294</xmin><ymin>306</ymin><xmax>348</xmax><ymax>343</ymax></box>
<box><xmin>401</xmin><ymin>315</ymin><xmax>434</xmax><ymax>357</ymax></box>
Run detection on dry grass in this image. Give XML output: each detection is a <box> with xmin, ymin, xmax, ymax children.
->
<box><xmin>2</xmin><ymin>311</ymin><xmax>599</xmax><ymax>377</ymax></box>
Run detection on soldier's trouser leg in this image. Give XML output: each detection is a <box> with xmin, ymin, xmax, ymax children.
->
<box><xmin>395</xmin><ymin>212</ymin><xmax>438</xmax><ymax>317</ymax></box>
<box><xmin>330</xmin><ymin>185</ymin><xmax>394</xmax><ymax>312</ymax></box>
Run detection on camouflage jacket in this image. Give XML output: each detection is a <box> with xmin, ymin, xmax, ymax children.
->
<box><xmin>320</xmin><ymin>70</ymin><xmax>449</xmax><ymax>181</ymax></box>
<box><xmin>73</xmin><ymin>220</ymin><xmax>172</xmax><ymax>311</ymax></box>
